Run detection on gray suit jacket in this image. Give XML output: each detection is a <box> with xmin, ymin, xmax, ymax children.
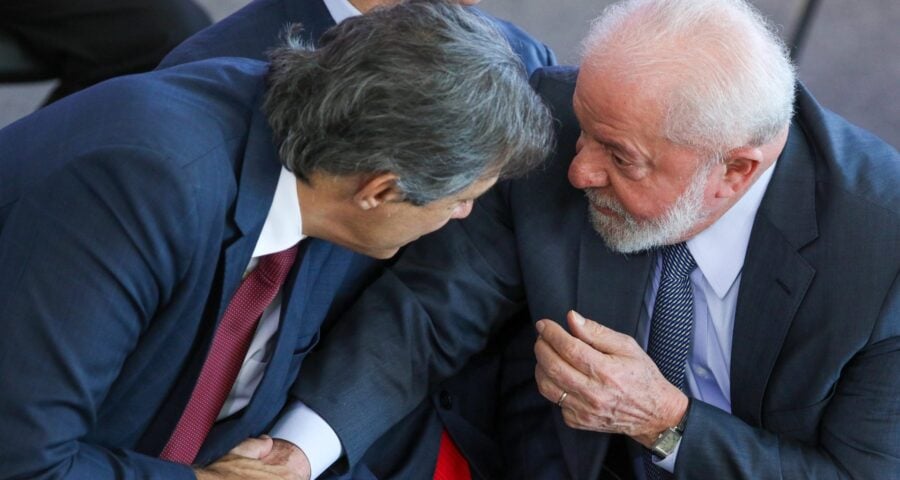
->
<box><xmin>296</xmin><ymin>66</ymin><xmax>900</xmax><ymax>478</ymax></box>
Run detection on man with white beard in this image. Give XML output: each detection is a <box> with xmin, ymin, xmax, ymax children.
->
<box><xmin>285</xmin><ymin>0</ymin><xmax>900</xmax><ymax>478</ymax></box>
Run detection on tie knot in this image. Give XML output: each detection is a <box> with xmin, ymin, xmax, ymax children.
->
<box><xmin>255</xmin><ymin>244</ymin><xmax>299</xmax><ymax>284</ymax></box>
<box><xmin>661</xmin><ymin>243</ymin><xmax>696</xmax><ymax>279</ymax></box>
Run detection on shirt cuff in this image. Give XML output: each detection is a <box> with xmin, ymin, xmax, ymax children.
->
<box><xmin>270</xmin><ymin>401</ymin><xmax>343</xmax><ymax>479</ymax></box>
<box><xmin>652</xmin><ymin>438</ymin><xmax>681</xmax><ymax>473</ymax></box>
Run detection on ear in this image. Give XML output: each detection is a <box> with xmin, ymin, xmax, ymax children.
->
<box><xmin>714</xmin><ymin>146</ymin><xmax>765</xmax><ymax>199</ymax></box>
<box><xmin>352</xmin><ymin>172</ymin><xmax>405</xmax><ymax>210</ymax></box>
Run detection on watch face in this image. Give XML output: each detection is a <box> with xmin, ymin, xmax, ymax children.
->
<box><xmin>651</xmin><ymin>428</ymin><xmax>681</xmax><ymax>458</ymax></box>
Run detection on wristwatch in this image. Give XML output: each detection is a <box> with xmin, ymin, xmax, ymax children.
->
<box><xmin>650</xmin><ymin>398</ymin><xmax>691</xmax><ymax>459</ymax></box>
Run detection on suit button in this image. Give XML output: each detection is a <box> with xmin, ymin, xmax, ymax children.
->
<box><xmin>439</xmin><ymin>390</ymin><xmax>453</xmax><ymax>410</ymax></box>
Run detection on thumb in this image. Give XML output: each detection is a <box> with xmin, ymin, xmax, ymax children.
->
<box><xmin>229</xmin><ymin>436</ymin><xmax>274</xmax><ymax>459</ymax></box>
<box><xmin>567</xmin><ymin>310</ymin><xmax>628</xmax><ymax>355</ymax></box>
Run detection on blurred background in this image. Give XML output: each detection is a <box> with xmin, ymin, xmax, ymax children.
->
<box><xmin>1</xmin><ymin>0</ymin><xmax>897</xmax><ymax>147</ymax></box>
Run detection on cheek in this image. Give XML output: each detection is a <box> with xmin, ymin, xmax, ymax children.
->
<box><xmin>611</xmin><ymin>184</ymin><xmax>671</xmax><ymax>222</ymax></box>
<box><xmin>409</xmin><ymin>211</ymin><xmax>451</xmax><ymax>237</ymax></box>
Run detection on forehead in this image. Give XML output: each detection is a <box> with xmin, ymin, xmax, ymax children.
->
<box><xmin>573</xmin><ymin>64</ymin><xmax>666</xmax><ymax>145</ymax></box>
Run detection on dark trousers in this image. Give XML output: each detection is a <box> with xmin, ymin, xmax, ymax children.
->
<box><xmin>0</xmin><ymin>0</ymin><xmax>211</xmax><ymax>103</ymax></box>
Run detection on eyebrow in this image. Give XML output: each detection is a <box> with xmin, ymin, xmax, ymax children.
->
<box><xmin>592</xmin><ymin>133</ymin><xmax>640</xmax><ymax>161</ymax></box>
<box><xmin>599</xmin><ymin>137</ymin><xmax>630</xmax><ymax>155</ymax></box>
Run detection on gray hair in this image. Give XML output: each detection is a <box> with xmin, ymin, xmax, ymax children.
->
<box><xmin>264</xmin><ymin>0</ymin><xmax>553</xmax><ymax>205</ymax></box>
<box><xmin>582</xmin><ymin>0</ymin><xmax>796</xmax><ymax>155</ymax></box>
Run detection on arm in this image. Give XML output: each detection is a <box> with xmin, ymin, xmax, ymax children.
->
<box><xmin>678</xmin><ymin>272</ymin><xmax>900</xmax><ymax>479</ymax></box>
<box><xmin>0</xmin><ymin>147</ymin><xmax>199</xmax><ymax>479</ymax></box>
<box><xmin>291</xmin><ymin>183</ymin><xmax>527</xmax><ymax>470</ymax></box>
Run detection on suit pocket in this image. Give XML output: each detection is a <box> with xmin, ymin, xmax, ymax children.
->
<box><xmin>763</xmin><ymin>383</ymin><xmax>837</xmax><ymax>439</ymax></box>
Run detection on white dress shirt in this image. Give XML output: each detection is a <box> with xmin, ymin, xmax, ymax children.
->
<box><xmin>638</xmin><ymin>163</ymin><xmax>776</xmax><ymax>473</ymax></box>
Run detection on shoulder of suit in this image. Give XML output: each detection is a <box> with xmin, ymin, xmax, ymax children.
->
<box><xmin>794</xmin><ymin>85</ymin><xmax>900</xmax><ymax>220</ymax></box>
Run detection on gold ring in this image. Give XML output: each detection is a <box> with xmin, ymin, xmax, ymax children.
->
<box><xmin>557</xmin><ymin>390</ymin><xmax>568</xmax><ymax>407</ymax></box>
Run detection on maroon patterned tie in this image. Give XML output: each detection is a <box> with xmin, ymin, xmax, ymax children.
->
<box><xmin>160</xmin><ymin>245</ymin><xmax>299</xmax><ymax>465</ymax></box>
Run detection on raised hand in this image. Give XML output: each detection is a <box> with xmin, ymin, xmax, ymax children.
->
<box><xmin>533</xmin><ymin>310</ymin><xmax>688</xmax><ymax>447</ymax></box>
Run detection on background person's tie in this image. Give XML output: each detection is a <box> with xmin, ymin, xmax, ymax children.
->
<box><xmin>644</xmin><ymin>243</ymin><xmax>696</xmax><ymax>480</ymax></box>
<box><xmin>160</xmin><ymin>244</ymin><xmax>299</xmax><ymax>465</ymax></box>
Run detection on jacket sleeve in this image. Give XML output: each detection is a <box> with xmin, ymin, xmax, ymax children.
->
<box><xmin>293</xmin><ymin>182</ymin><xmax>527</xmax><ymax>469</ymax></box>
<box><xmin>0</xmin><ymin>146</ymin><xmax>198</xmax><ymax>480</ymax></box>
<box><xmin>677</xmin><ymin>272</ymin><xmax>900</xmax><ymax>479</ymax></box>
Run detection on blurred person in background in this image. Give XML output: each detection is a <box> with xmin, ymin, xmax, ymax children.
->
<box><xmin>159</xmin><ymin>0</ymin><xmax>555</xmax><ymax>75</ymax></box>
<box><xmin>0</xmin><ymin>0</ymin><xmax>211</xmax><ymax>104</ymax></box>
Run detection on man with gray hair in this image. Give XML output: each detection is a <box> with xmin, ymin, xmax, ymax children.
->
<box><xmin>289</xmin><ymin>0</ymin><xmax>900</xmax><ymax>478</ymax></box>
<box><xmin>0</xmin><ymin>2</ymin><xmax>552</xmax><ymax>479</ymax></box>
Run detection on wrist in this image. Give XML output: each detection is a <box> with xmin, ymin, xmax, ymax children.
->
<box><xmin>636</xmin><ymin>389</ymin><xmax>690</xmax><ymax>447</ymax></box>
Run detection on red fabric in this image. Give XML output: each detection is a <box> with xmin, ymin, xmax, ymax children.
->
<box><xmin>433</xmin><ymin>429</ymin><xmax>471</xmax><ymax>480</ymax></box>
<box><xmin>160</xmin><ymin>245</ymin><xmax>298</xmax><ymax>464</ymax></box>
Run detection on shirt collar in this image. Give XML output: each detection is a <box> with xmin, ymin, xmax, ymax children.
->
<box><xmin>252</xmin><ymin>166</ymin><xmax>305</xmax><ymax>258</ymax></box>
<box><xmin>323</xmin><ymin>0</ymin><xmax>361</xmax><ymax>23</ymax></box>
<box><xmin>686</xmin><ymin>162</ymin><xmax>776</xmax><ymax>299</ymax></box>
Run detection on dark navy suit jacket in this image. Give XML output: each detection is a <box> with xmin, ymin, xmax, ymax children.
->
<box><xmin>0</xmin><ymin>58</ymin><xmax>382</xmax><ymax>479</ymax></box>
<box><xmin>158</xmin><ymin>2</ymin><xmax>556</xmax><ymax>478</ymax></box>
<box><xmin>294</xmin><ymin>67</ymin><xmax>900</xmax><ymax>479</ymax></box>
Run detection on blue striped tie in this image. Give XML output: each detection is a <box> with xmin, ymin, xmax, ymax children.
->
<box><xmin>645</xmin><ymin>242</ymin><xmax>696</xmax><ymax>480</ymax></box>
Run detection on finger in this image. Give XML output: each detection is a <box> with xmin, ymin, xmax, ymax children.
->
<box><xmin>534</xmin><ymin>361</ymin><xmax>564</xmax><ymax>405</ymax></box>
<box><xmin>535</xmin><ymin>362</ymin><xmax>595</xmax><ymax>426</ymax></box>
<box><xmin>534</xmin><ymin>333</ymin><xmax>592</xmax><ymax>401</ymax></box>
<box><xmin>229</xmin><ymin>436</ymin><xmax>275</xmax><ymax>459</ymax></box>
<box><xmin>536</xmin><ymin>318</ymin><xmax>606</xmax><ymax>376</ymax></box>
<box><xmin>567</xmin><ymin>310</ymin><xmax>636</xmax><ymax>356</ymax></box>
<box><xmin>534</xmin><ymin>362</ymin><xmax>574</xmax><ymax>407</ymax></box>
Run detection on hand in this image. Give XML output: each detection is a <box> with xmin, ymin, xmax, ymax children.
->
<box><xmin>533</xmin><ymin>311</ymin><xmax>688</xmax><ymax>447</ymax></box>
<box><xmin>193</xmin><ymin>436</ymin><xmax>301</xmax><ymax>480</ymax></box>
<box><xmin>261</xmin><ymin>438</ymin><xmax>311</xmax><ymax>480</ymax></box>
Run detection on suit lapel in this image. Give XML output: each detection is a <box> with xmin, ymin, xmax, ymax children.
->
<box><xmin>556</xmin><ymin>209</ymin><xmax>653</xmax><ymax>480</ymax></box>
<box><xmin>254</xmin><ymin>239</ymin><xmax>355</xmax><ymax>402</ymax></box>
<box><xmin>210</xmin><ymin>95</ymin><xmax>283</xmax><ymax>323</ymax></box>
<box><xmin>730</xmin><ymin>121</ymin><xmax>818</xmax><ymax>426</ymax></box>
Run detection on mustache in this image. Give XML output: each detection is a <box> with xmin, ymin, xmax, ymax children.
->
<box><xmin>584</xmin><ymin>189</ymin><xmax>629</xmax><ymax>217</ymax></box>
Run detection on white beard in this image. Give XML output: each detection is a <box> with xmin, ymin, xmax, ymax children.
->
<box><xmin>585</xmin><ymin>162</ymin><xmax>712</xmax><ymax>254</ymax></box>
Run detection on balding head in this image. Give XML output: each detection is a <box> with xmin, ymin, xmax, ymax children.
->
<box><xmin>581</xmin><ymin>0</ymin><xmax>795</xmax><ymax>155</ymax></box>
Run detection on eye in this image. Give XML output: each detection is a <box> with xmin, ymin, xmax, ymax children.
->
<box><xmin>612</xmin><ymin>153</ymin><xmax>630</xmax><ymax>167</ymax></box>
<box><xmin>604</xmin><ymin>144</ymin><xmax>630</xmax><ymax>167</ymax></box>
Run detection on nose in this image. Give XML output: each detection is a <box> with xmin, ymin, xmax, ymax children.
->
<box><xmin>450</xmin><ymin>200</ymin><xmax>474</xmax><ymax>219</ymax></box>
<box><xmin>568</xmin><ymin>149</ymin><xmax>609</xmax><ymax>190</ymax></box>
